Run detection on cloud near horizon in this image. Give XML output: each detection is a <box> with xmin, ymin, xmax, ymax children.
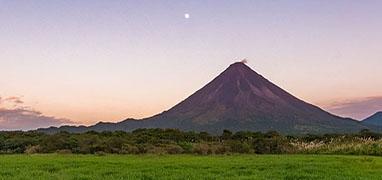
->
<box><xmin>0</xmin><ymin>96</ymin><xmax>73</xmax><ymax>130</ymax></box>
<box><xmin>324</xmin><ymin>96</ymin><xmax>382</xmax><ymax>120</ymax></box>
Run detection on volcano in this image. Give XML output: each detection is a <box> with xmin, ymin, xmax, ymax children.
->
<box><xmin>40</xmin><ymin>62</ymin><xmax>374</xmax><ymax>134</ymax></box>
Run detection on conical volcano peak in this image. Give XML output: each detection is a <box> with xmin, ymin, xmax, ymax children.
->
<box><xmin>225</xmin><ymin>61</ymin><xmax>254</xmax><ymax>74</ymax></box>
<box><xmin>220</xmin><ymin>61</ymin><xmax>263</xmax><ymax>83</ymax></box>
<box><xmin>229</xmin><ymin>61</ymin><xmax>250</xmax><ymax>68</ymax></box>
<box><xmin>39</xmin><ymin>61</ymin><xmax>376</xmax><ymax>135</ymax></box>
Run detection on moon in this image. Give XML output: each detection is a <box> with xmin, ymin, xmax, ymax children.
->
<box><xmin>184</xmin><ymin>13</ymin><xmax>190</xmax><ymax>19</ymax></box>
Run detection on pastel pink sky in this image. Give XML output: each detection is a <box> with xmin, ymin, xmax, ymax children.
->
<box><xmin>1</xmin><ymin>1</ymin><xmax>382</xmax><ymax>129</ymax></box>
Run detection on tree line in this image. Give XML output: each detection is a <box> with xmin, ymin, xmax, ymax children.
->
<box><xmin>0</xmin><ymin>129</ymin><xmax>381</xmax><ymax>155</ymax></box>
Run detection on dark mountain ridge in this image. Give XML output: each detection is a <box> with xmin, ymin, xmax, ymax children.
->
<box><xmin>362</xmin><ymin>112</ymin><xmax>382</xmax><ymax>126</ymax></box>
<box><xmin>39</xmin><ymin>62</ymin><xmax>377</xmax><ymax>134</ymax></box>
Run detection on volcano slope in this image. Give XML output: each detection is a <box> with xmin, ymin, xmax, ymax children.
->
<box><xmin>40</xmin><ymin>62</ymin><xmax>375</xmax><ymax>134</ymax></box>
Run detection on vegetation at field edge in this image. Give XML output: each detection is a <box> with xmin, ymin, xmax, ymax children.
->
<box><xmin>2</xmin><ymin>129</ymin><xmax>382</xmax><ymax>156</ymax></box>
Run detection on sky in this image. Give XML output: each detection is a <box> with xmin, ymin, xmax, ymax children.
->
<box><xmin>1</xmin><ymin>0</ymin><xmax>382</xmax><ymax>130</ymax></box>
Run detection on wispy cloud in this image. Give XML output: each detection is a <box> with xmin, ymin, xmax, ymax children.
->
<box><xmin>4</xmin><ymin>96</ymin><xmax>24</xmax><ymax>104</ymax></box>
<box><xmin>0</xmin><ymin>96</ymin><xmax>73</xmax><ymax>130</ymax></box>
<box><xmin>324</xmin><ymin>96</ymin><xmax>382</xmax><ymax>120</ymax></box>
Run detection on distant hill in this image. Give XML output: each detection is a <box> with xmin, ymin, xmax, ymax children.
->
<box><xmin>362</xmin><ymin>112</ymin><xmax>382</xmax><ymax>126</ymax></box>
<box><xmin>39</xmin><ymin>62</ymin><xmax>377</xmax><ymax>134</ymax></box>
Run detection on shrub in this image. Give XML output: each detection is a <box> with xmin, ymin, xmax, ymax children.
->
<box><xmin>228</xmin><ymin>141</ymin><xmax>252</xmax><ymax>153</ymax></box>
<box><xmin>121</xmin><ymin>144</ymin><xmax>140</xmax><ymax>154</ymax></box>
<box><xmin>193</xmin><ymin>143</ymin><xmax>210</xmax><ymax>155</ymax></box>
<box><xmin>146</xmin><ymin>146</ymin><xmax>166</xmax><ymax>154</ymax></box>
<box><xmin>213</xmin><ymin>144</ymin><xmax>230</xmax><ymax>154</ymax></box>
<box><xmin>178</xmin><ymin>142</ymin><xmax>193</xmax><ymax>153</ymax></box>
<box><xmin>137</xmin><ymin>144</ymin><xmax>156</xmax><ymax>154</ymax></box>
<box><xmin>25</xmin><ymin>145</ymin><xmax>41</xmax><ymax>154</ymax></box>
<box><xmin>165</xmin><ymin>144</ymin><xmax>184</xmax><ymax>154</ymax></box>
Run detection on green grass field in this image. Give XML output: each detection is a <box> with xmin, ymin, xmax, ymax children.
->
<box><xmin>0</xmin><ymin>154</ymin><xmax>382</xmax><ymax>179</ymax></box>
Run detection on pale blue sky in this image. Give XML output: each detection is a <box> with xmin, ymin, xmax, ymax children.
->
<box><xmin>0</xmin><ymin>0</ymin><xmax>382</xmax><ymax>129</ymax></box>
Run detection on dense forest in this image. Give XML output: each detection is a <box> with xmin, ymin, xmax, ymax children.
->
<box><xmin>1</xmin><ymin>129</ymin><xmax>382</xmax><ymax>155</ymax></box>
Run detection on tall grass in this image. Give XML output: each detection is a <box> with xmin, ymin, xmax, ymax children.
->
<box><xmin>291</xmin><ymin>137</ymin><xmax>382</xmax><ymax>155</ymax></box>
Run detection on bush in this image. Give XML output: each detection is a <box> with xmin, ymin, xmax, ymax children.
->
<box><xmin>165</xmin><ymin>144</ymin><xmax>184</xmax><ymax>154</ymax></box>
<box><xmin>137</xmin><ymin>144</ymin><xmax>156</xmax><ymax>154</ymax></box>
<box><xmin>121</xmin><ymin>144</ymin><xmax>140</xmax><ymax>154</ymax></box>
<box><xmin>146</xmin><ymin>146</ymin><xmax>166</xmax><ymax>154</ymax></box>
<box><xmin>25</xmin><ymin>145</ymin><xmax>41</xmax><ymax>154</ymax></box>
<box><xmin>193</xmin><ymin>143</ymin><xmax>210</xmax><ymax>155</ymax></box>
<box><xmin>228</xmin><ymin>141</ymin><xmax>252</xmax><ymax>153</ymax></box>
<box><xmin>178</xmin><ymin>142</ymin><xmax>193</xmax><ymax>153</ymax></box>
<box><xmin>213</xmin><ymin>144</ymin><xmax>230</xmax><ymax>154</ymax></box>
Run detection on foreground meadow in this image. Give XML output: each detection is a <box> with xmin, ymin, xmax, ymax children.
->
<box><xmin>0</xmin><ymin>154</ymin><xmax>382</xmax><ymax>179</ymax></box>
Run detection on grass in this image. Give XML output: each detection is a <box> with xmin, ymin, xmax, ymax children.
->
<box><xmin>0</xmin><ymin>154</ymin><xmax>382</xmax><ymax>179</ymax></box>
